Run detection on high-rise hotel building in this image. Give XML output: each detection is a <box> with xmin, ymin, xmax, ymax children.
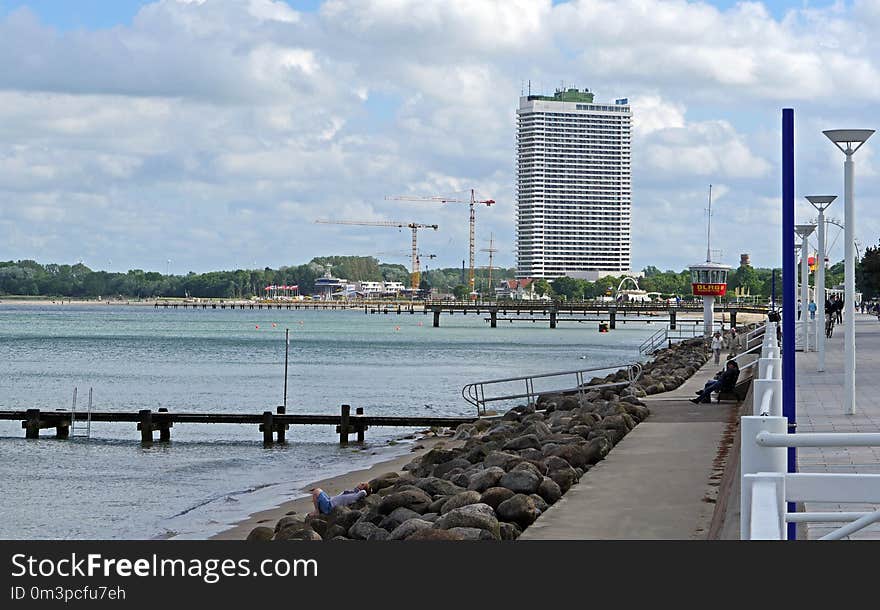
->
<box><xmin>516</xmin><ymin>88</ymin><xmax>632</xmax><ymax>279</ymax></box>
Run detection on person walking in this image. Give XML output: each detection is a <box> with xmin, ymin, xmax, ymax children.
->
<box><xmin>808</xmin><ymin>300</ymin><xmax>817</xmax><ymax>320</ymax></box>
<box><xmin>711</xmin><ymin>331</ymin><xmax>723</xmax><ymax>364</ymax></box>
<box><xmin>797</xmin><ymin>300</ymin><xmax>802</xmax><ymax>320</ymax></box>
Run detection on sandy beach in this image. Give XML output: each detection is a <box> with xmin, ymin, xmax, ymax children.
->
<box><xmin>211</xmin><ymin>436</ymin><xmax>458</xmax><ymax>540</ymax></box>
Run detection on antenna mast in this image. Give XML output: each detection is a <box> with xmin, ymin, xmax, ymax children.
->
<box><xmin>706</xmin><ymin>184</ymin><xmax>713</xmax><ymax>263</ymax></box>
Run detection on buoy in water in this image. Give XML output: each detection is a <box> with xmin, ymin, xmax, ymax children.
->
<box><xmin>255</xmin><ymin>325</ymin><xmax>260</xmax><ymax>329</ymax></box>
<box><xmin>395</xmin><ymin>326</ymin><xmax>401</xmax><ymax>331</ymax></box>
<box><xmin>272</xmin><ymin>323</ymin><xmax>277</xmax><ymax>328</ymax></box>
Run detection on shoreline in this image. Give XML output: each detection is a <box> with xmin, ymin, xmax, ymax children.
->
<box><xmin>210</xmin><ymin>436</ymin><xmax>455</xmax><ymax>540</ymax></box>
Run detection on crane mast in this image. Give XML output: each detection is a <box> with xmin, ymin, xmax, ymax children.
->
<box><xmin>386</xmin><ymin>188</ymin><xmax>494</xmax><ymax>298</ymax></box>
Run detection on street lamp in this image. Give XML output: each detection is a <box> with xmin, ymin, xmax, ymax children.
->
<box><xmin>795</xmin><ymin>224</ymin><xmax>816</xmax><ymax>352</ymax></box>
<box><xmin>823</xmin><ymin>129</ymin><xmax>874</xmax><ymax>415</ymax></box>
<box><xmin>806</xmin><ymin>196</ymin><xmax>837</xmax><ymax>372</ymax></box>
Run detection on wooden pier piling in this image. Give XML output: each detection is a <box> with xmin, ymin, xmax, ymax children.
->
<box><xmin>262</xmin><ymin>411</ymin><xmax>273</xmax><ymax>445</ymax></box>
<box><xmin>339</xmin><ymin>404</ymin><xmax>351</xmax><ymax>446</ymax></box>
<box><xmin>138</xmin><ymin>409</ymin><xmax>152</xmax><ymax>444</ymax></box>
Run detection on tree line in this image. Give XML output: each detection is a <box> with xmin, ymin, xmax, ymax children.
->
<box><xmin>0</xmin><ymin>255</ymin><xmax>860</xmax><ymax>301</ymax></box>
<box><xmin>0</xmin><ymin>257</ymin><xmax>515</xmax><ymax>299</ymax></box>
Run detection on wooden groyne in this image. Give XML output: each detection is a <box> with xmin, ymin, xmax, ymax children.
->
<box><xmin>0</xmin><ymin>405</ymin><xmax>476</xmax><ymax>446</ymax></box>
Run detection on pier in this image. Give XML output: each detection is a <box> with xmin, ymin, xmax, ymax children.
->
<box><xmin>153</xmin><ymin>299</ymin><xmax>769</xmax><ymax>331</ymax></box>
<box><xmin>0</xmin><ymin>404</ymin><xmax>476</xmax><ymax>446</ymax></box>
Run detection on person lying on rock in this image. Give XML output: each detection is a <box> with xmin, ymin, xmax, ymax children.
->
<box><xmin>309</xmin><ymin>482</ymin><xmax>371</xmax><ymax>517</ymax></box>
<box><xmin>691</xmin><ymin>360</ymin><xmax>739</xmax><ymax>404</ymax></box>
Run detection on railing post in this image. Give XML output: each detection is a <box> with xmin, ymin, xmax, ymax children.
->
<box><xmin>744</xmin><ymin>473</ymin><xmax>786</xmax><ymax>540</ymax></box>
<box><xmin>740</xmin><ymin>416</ymin><xmax>787</xmax><ymax>539</ymax></box>
<box><xmin>670</xmin><ymin>309</ymin><xmax>676</xmax><ymax>330</ymax></box>
<box><xmin>339</xmin><ymin>404</ymin><xmax>351</xmax><ymax>446</ymax></box>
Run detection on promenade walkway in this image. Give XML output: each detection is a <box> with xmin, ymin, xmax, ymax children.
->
<box><xmin>521</xmin><ymin>353</ymin><xmax>739</xmax><ymax>540</ymax></box>
<box><xmin>794</xmin><ymin>313</ymin><xmax>880</xmax><ymax>540</ymax></box>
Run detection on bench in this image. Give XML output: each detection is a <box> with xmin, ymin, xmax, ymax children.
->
<box><xmin>716</xmin><ymin>378</ymin><xmax>751</xmax><ymax>402</ymax></box>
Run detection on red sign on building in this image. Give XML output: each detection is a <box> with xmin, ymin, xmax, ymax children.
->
<box><xmin>692</xmin><ymin>283</ymin><xmax>727</xmax><ymax>297</ymax></box>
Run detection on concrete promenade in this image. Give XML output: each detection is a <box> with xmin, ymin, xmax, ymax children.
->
<box><xmin>794</xmin><ymin>313</ymin><xmax>880</xmax><ymax>539</ymax></box>
<box><xmin>521</xmin><ymin>353</ymin><xmax>739</xmax><ymax>540</ymax></box>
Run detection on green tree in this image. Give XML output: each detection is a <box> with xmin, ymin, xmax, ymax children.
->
<box><xmin>859</xmin><ymin>242</ymin><xmax>880</xmax><ymax>300</ymax></box>
<box><xmin>533</xmin><ymin>278</ymin><xmax>551</xmax><ymax>297</ymax></box>
<box><xmin>452</xmin><ymin>284</ymin><xmax>469</xmax><ymax>300</ymax></box>
<box><xmin>551</xmin><ymin>276</ymin><xmax>583</xmax><ymax>300</ymax></box>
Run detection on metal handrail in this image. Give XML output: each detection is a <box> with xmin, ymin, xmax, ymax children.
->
<box><xmin>462</xmin><ymin>362</ymin><xmax>643</xmax><ymax>416</ymax></box>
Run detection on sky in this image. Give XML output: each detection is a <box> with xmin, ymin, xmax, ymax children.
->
<box><xmin>1</xmin><ymin>0</ymin><xmax>879</xmax><ymax>275</ymax></box>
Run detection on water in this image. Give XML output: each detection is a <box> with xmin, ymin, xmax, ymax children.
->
<box><xmin>0</xmin><ymin>304</ymin><xmax>658</xmax><ymax>539</ymax></box>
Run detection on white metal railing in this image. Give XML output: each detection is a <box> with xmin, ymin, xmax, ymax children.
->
<box><xmin>741</xmin><ymin>322</ymin><xmax>880</xmax><ymax>539</ymax></box>
<box><xmin>461</xmin><ymin>362</ymin><xmax>642</xmax><ymax>417</ymax></box>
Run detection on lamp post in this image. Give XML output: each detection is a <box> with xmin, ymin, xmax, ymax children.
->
<box><xmin>823</xmin><ymin>129</ymin><xmax>875</xmax><ymax>415</ymax></box>
<box><xmin>795</xmin><ymin>225</ymin><xmax>816</xmax><ymax>353</ymax></box>
<box><xmin>806</xmin><ymin>196</ymin><xmax>837</xmax><ymax>372</ymax></box>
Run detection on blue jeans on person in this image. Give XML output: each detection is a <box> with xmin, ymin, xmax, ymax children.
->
<box><xmin>698</xmin><ymin>379</ymin><xmax>722</xmax><ymax>403</ymax></box>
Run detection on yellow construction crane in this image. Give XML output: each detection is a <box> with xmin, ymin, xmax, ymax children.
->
<box><xmin>385</xmin><ymin>189</ymin><xmax>494</xmax><ymax>297</ymax></box>
<box><xmin>315</xmin><ymin>219</ymin><xmax>438</xmax><ymax>290</ymax></box>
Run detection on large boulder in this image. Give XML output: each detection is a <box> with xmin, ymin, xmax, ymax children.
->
<box><xmin>246</xmin><ymin>526</ymin><xmax>274</xmax><ymax>541</ymax></box>
<box><xmin>537</xmin><ymin>477</ymin><xmax>562</xmax><ymax>505</ymax></box>
<box><xmin>368</xmin><ymin>472</ymin><xmax>400</xmax><ymax>492</ymax></box>
<box><xmin>466</xmin><ymin>466</ymin><xmax>505</xmax><ymax>492</ymax></box>
<box><xmin>479</xmin><ymin>487</ymin><xmax>515</xmax><ymax>510</ymax></box>
<box><xmin>326</xmin><ymin>507</ymin><xmax>361</xmax><ymax>532</ymax></box>
<box><xmin>483</xmin><ymin>451</ymin><xmax>523</xmax><ymax>471</ymax></box>
<box><xmin>446</xmin><ymin>527</ymin><xmax>498</xmax><ymax>541</ymax></box>
<box><xmin>415</xmin><ymin>477</ymin><xmax>466</xmax><ymax>497</ymax></box>
<box><xmin>498</xmin><ymin>468</ymin><xmax>542</xmax><ymax>494</ymax></box>
<box><xmin>496</xmin><ymin>494</ymin><xmax>540</xmax><ymax>529</ymax></box>
<box><xmin>389</xmin><ymin>519</ymin><xmax>434</xmax><ymax>540</ymax></box>
<box><xmin>433</xmin><ymin>458</ymin><xmax>472</xmax><ymax>479</ymax></box>
<box><xmin>502</xmin><ymin>434</ymin><xmax>541</xmax><ymax>451</ymax></box>
<box><xmin>348</xmin><ymin>520</ymin><xmax>381</xmax><ymax>541</ymax></box>
<box><xmin>379</xmin><ymin>506</ymin><xmax>422</xmax><ymax>531</ymax></box>
<box><xmin>499</xmin><ymin>521</ymin><xmax>522</xmax><ymax>540</ymax></box>
<box><xmin>405</xmin><ymin>528</ymin><xmax>465</xmax><ymax>541</ymax></box>
<box><xmin>378</xmin><ymin>488</ymin><xmax>432</xmax><ymax>515</ymax></box>
<box><xmin>367</xmin><ymin>528</ymin><xmax>391</xmax><ymax>541</ymax></box>
<box><xmin>434</xmin><ymin>503</ymin><xmax>501</xmax><ymax>539</ymax></box>
<box><xmin>440</xmin><ymin>490</ymin><xmax>482</xmax><ymax>514</ymax></box>
<box><xmin>275</xmin><ymin>526</ymin><xmax>321</xmax><ymax>541</ymax></box>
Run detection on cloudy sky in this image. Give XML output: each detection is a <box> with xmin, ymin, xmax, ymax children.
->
<box><xmin>1</xmin><ymin>0</ymin><xmax>879</xmax><ymax>274</ymax></box>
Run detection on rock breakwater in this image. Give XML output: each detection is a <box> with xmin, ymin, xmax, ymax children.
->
<box><xmin>249</xmin><ymin>336</ymin><xmax>717</xmax><ymax>541</ymax></box>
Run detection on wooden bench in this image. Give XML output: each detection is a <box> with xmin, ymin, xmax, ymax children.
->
<box><xmin>716</xmin><ymin>378</ymin><xmax>751</xmax><ymax>402</ymax></box>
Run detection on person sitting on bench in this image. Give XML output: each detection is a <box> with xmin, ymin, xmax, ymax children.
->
<box><xmin>691</xmin><ymin>360</ymin><xmax>740</xmax><ymax>404</ymax></box>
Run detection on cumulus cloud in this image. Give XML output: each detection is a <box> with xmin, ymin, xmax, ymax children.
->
<box><xmin>0</xmin><ymin>0</ymin><xmax>879</xmax><ymax>273</ymax></box>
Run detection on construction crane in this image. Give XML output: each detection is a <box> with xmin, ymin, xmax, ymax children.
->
<box><xmin>315</xmin><ymin>219</ymin><xmax>438</xmax><ymax>290</ymax></box>
<box><xmin>479</xmin><ymin>233</ymin><xmax>497</xmax><ymax>298</ymax></box>
<box><xmin>386</xmin><ymin>189</ymin><xmax>494</xmax><ymax>297</ymax></box>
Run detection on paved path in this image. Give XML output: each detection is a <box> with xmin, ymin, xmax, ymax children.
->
<box><xmin>521</xmin><ymin>354</ymin><xmax>739</xmax><ymax>540</ymax></box>
<box><xmin>795</xmin><ymin>313</ymin><xmax>880</xmax><ymax>540</ymax></box>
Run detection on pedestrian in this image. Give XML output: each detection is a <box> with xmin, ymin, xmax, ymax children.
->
<box><xmin>836</xmin><ymin>297</ymin><xmax>844</xmax><ymax>324</ymax></box>
<box><xmin>309</xmin><ymin>482</ymin><xmax>371</xmax><ymax>517</ymax></box>
<box><xmin>808</xmin><ymin>300</ymin><xmax>817</xmax><ymax>320</ymax></box>
<box><xmin>797</xmin><ymin>300</ymin><xmax>802</xmax><ymax>320</ymax></box>
<box><xmin>711</xmin><ymin>331</ymin><xmax>723</xmax><ymax>364</ymax></box>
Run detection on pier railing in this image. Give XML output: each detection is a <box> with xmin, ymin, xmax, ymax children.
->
<box><xmin>461</xmin><ymin>363</ymin><xmax>642</xmax><ymax>417</ymax></box>
<box><xmin>741</xmin><ymin>321</ymin><xmax>880</xmax><ymax>540</ymax></box>
<box><xmin>638</xmin><ymin>323</ymin><xmax>709</xmax><ymax>355</ymax></box>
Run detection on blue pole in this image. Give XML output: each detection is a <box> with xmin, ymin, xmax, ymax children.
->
<box><xmin>782</xmin><ymin>108</ymin><xmax>797</xmax><ymax>540</ymax></box>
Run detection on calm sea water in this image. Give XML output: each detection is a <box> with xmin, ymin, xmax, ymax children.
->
<box><xmin>0</xmin><ymin>304</ymin><xmax>658</xmax><ymax>539</ymax></box>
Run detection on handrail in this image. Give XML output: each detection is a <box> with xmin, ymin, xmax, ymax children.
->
<box><xmin>461</xmin><ymin>362</ymin><xmax>642</xmax><ymax>417</ymax></box>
